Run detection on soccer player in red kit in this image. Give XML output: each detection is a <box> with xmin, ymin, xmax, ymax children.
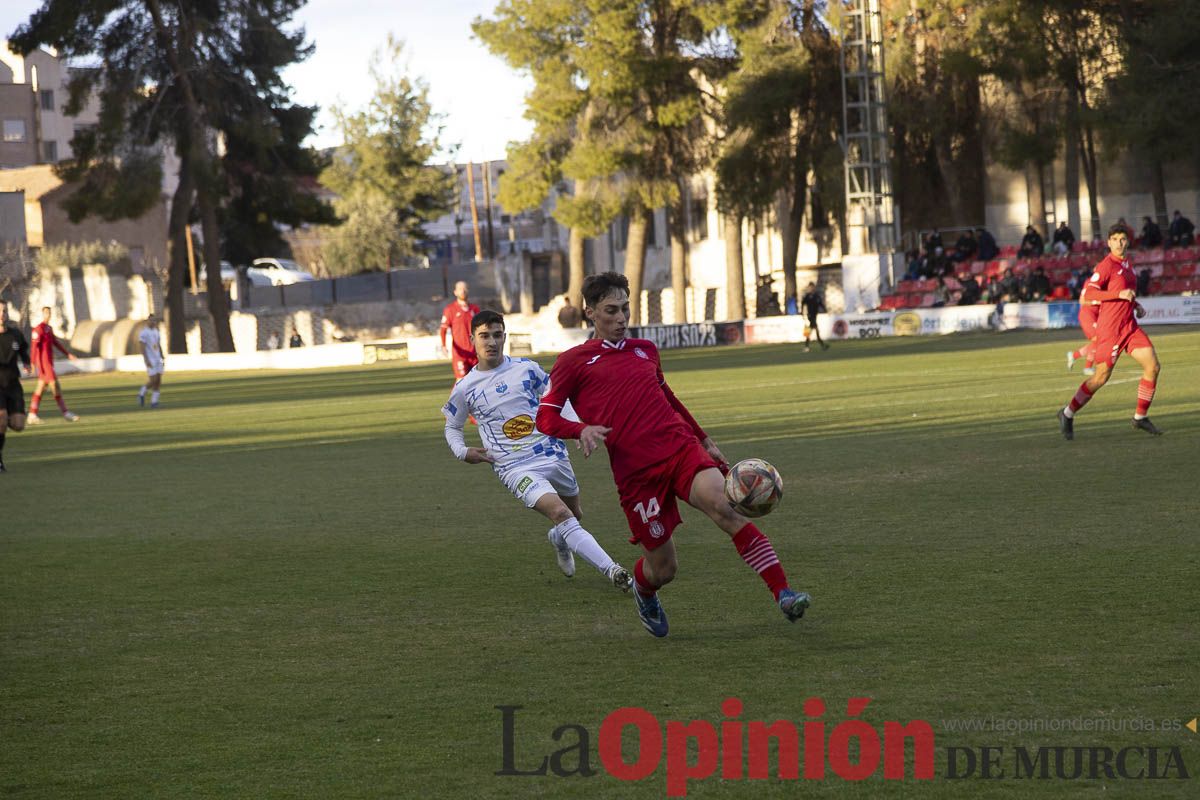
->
<box><xmin>28</xmin><ymin>306</ymin><xmax>79</xmax><ymax>424</ymax></box>
<box><xmin>537</xmin><ymin>272</ymin><xmax>810</xmax><ymax>637</ymax></box>
<box><xmin>1058</xmin><ymin>225</ymin><xmax>1161</xmax><ymax>439</ymax></box>
<box><xmin>1066</xmin><ymin>286</ymin><xmax>1099</xmax><ymax>377</ymax></box>
<box><xmin>439</xmin><ymin>281</ymin><xmax>482</xmax><ymax>380</ymax></box>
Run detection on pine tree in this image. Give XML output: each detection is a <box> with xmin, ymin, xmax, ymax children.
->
<box><xmin>319</xmin><ymin>37</ymin><xmax>456</xmax><ymax>274</ymax></box>
<box><xmin>10</xmin><ymin>0</ymin><xmax>332</xmax><ymax>352</ymax></box>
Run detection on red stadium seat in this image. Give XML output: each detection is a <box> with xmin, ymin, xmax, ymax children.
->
<box><xmin>999</xmin><ymin>245</ymin><xmax>1018</xmax><ymax>257</ymax></box>
<box><xmin>1174</xmin><ymin>262</ymin><xmax>1196</xmax><ymax>277</ymax></box>
<box><xmin>919</xmin><ymin>293</ymin><xmax>936</xmax><ymax>307</ymax></box>
<box><xmin>897</xmin><ymin>279</ymin><xmax>917</xmax><ymax>293</ymax></box>
<box><xmin>1148</xmin><ymin>279</ymin><xmax>1164</xmax><ymax>295</ymax></box>
<box><xmin>1164</xmin><ymin>247</ymin><xmax>1189</xmax><ymax>262</ymax></box>
<box><xmin>970</xmin><ymin>260</ymin><xmax>987</xmax><ymax>274</ymax></box>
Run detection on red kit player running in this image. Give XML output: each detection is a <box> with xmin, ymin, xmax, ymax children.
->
<box><xmin>537</xmin><ymin>272</ymin><xmax>810</xmax><ymax>637</ymax></box>
<box><xmin>1058</xmin><ymin>225</ymin><xmax>1162</xmax><ymax>439</ymax></box>
<box><xmin>1066</xmin><ymin>286</ymin><xmax>1100</xmax><ymax>377</ymax></box>
<box><xmin>439</xmin><ymin>280</ymin><xmax>482</xmax><ymax>381</ymax></box>
<box><xmin>28</xmin><ymin>306</ymin><xmax>79</xmax><ymax>424</ymax></box>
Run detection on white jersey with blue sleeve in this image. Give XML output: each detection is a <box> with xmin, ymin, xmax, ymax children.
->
<box><xmin>442</xmin><ymin>356</ymin><xmax>572</xmax><ymax>475</ymax></box>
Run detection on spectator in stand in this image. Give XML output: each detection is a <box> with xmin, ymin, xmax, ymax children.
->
<box><xmin>1026</xmin><ymin>266</ymin><xmax>1052</xmax><ymax>302</ymax></box>
<box><xmin>289</xmin><ymin>327</ymin><xmax>304</xmax><ymax>348</ymax></box>
<box><xmin>904</xmin><ymin>249</ymin><xmax>922</xmax><ymax>281</ymax></box>
<box><xmin>919</xmin><ymin>251</ymin><xmax>939</xmax><ymax>280</ymax></box>
<box><xmin>1115</xmin><ymin>217</ymin><xmax>1135</xmax><ymax>240</ymax></box>
<box><xmin>927</xmin><ymin>228</ymin><xmax>944</xmax><ymax>254</ymax></box>
<box><xmin>1168</xmin><ymin>210</ymin><xmax>1195</xmax><ymax>247</ymax></box>
<box><xmin>931</xmin><ymin>276</ymin><xmax>951</xmax><ymax>308</ymax></box>
<box><xmin>953</xmin><ymin>230</ymin><xmax>977</xmax><ymax>262</ymax></box>
<box><xmin>984</xmin><ymin>275</ymin><xmax>1003</xmax><ymax>304</ymax></box>
<box><xmin>1137</xmin><ymin>268</ymin><xmax>1151</xmax><ymax>297</ymax></box>
<box><xmin>1018</xmin><ymin>225</ymin><xmax>1045</xmax><ymax>258</ymax></box>
<box><xmin>952</xmin><ymin>230</ymin><xmax>977</xmax><ymax>263</ymax></box>
<box><xmin>976</xmin><ymin>227</ymin><xmax>999</xmax><ymax>261</ymax></box>
<box><xmin>1140</xmin><ymin>216</ymin><xmax>1163</xmax><ymax>249</ymax></box>
<box><xmin>958</xmin><ymin>273</ymin><xmax>981</xmax><ymax>305</ymax></box>
<box><xmin>1052</xmin><ymin>222</ymin><xmax>1076</xmax><ymax>254</ymax></box>
<box><xmin>998</xmin><ymin>267</ymin><xmax>1022</xmax><ymax>302</ymax></box>
<box><xmin>1067</xmin><ymin>269</ymin><xmax>1088</xmax><ymax>300</ymax></box>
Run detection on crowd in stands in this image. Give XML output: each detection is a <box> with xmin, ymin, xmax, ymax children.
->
<box><xmin>886</xmin><ymin>211</ymin><xmax>1198</xmax><ymax>311</ymax></box>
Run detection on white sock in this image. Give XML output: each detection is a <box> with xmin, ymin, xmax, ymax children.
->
<box><xmin>151</xmin><ymin>391</ymin><xmax>160</xmax><ymax>404</ymax></box>
<box><xmin>1063</xmin><ymin>406</ymin><xmax>1075</xmax><ymax>419</ymax></box>
<box><xmin>139</xmin><ymin>386</ymin><xmax>147</xmax><ymax>398</ymax></box>
<box><xmin>555</xmin><ymin>518</ymin><xmax>616</xmax><ymax>576</ymax></box>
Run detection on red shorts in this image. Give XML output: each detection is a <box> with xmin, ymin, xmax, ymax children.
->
<box><xmin>452</xmin><ymin>355</ymin><xmax>478</xmax><ymax>380</ymax></box>
<box><xmin>33</xmin><ymin>361</ymin><xmax>56</xmax><ymax>381</ymax></box>
<box><xmin>1078</xmin><ymin>305</ymin><xmax>1099</xmax><ymax>337</ymax></box>
<box><xmin>1095</xmin><ymin>327</ymin><xmax>1152</xmax><ymax>367</ymax></box>
<box><xmin>618</xmin><ymin>441</ymin><xmax>720</xmax><ymax>550</ymax></box>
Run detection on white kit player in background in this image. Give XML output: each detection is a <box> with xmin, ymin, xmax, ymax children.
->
<box><xmin>137</xmin><ymin>314</ymin><xmax>165</xmax><ymax>408</ymax></box>
<box><xmin>442</xmin><ymin>309</ymin><xmax>632</xmax><ymax>592</ymax></box>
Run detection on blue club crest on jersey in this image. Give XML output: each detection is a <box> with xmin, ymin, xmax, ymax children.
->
<box><xmin>444</xmin><ymin>401</ymin><xmax>457</xmax><ymax>416</ymax></box>
<box><xmin>496</xmin><ymin>382</ymin><xmax>508</xmax><ymax>394</ymax></box>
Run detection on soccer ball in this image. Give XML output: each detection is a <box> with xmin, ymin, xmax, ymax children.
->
<box><xmin>724</xmin><ymin>458</ymin><xmax>783</xmax><ymax>518</ymax></box>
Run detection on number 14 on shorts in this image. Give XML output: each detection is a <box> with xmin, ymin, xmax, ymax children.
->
<box><xmin>633</xmin><ymin>497</ymin><xmax>661</xmax><ymax>523</ymax></box>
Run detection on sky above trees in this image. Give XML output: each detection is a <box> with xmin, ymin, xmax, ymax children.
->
<box><xmin>1</xmin><ymin>0</ymin><xmax>532</xmax><ymax>160</ymax></box>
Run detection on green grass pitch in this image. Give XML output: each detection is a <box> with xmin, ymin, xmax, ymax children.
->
<box><xmin>2</xmin><ymin>328</ymin><xmax>1198</xmax><ymax>798</ymax></box>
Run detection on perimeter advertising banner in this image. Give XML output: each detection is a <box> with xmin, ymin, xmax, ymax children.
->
<box><xmin>628</xmin><ymin>321</ymin><xmax>745</xmax><ymax>349</ymax></box>
<box><xmin>362</xmin><ymin>340</ymin><xmax>409</xmax><ymax>364</ymax></box>
<box><xmin>1137</xmin><ymin>295</ymin><xmax>1200</xmax><ymax>325</ymax></box>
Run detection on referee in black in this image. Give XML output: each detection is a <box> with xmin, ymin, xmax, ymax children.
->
<box><xmin>0</xmin><ymin>303</ymin><xmax>32</xmax><ymax>473</ymax></box>
<box><xmin>801</xmin><ymin>282</ymin><xmax>829</xmax><ymax>352</ymax></box>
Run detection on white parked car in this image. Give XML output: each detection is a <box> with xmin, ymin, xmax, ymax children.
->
<box><xmin>249</xmin><ymin>258</ymin><xmax>316</xmax><ymax>286</ymax></box>
<box><xmin>198</xmin><ymin>260</ymin><xmax>240</xmax><ymax>284</ymax></box>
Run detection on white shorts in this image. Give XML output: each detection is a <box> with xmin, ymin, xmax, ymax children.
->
<box><xmin>146</xmin><ymin>360</ymin><xmax>164</xmax><ymax>377</ymax></box>
<box><xmin>499</xmin><ymin>459</ymin><xmax>579</xmax><ymax>509</ymax></box>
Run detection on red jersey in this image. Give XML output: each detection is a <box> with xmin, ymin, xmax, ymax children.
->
<box><xmin>537</xmin><ymin>337</ymin><xmax>707</xmax><ymax>485</ymax></box>
<box><xmin>439</xmin><ymin>300</ymin><xmax>481</xmax><ymax>362</ymax></box>
<box><xmin>1086</xmin><ymin>253</ymin><xmax>1137</xmax><ymax>340</ymax></box>
<box><xmin>30</xmin><ymin>321</ymin><xmax>70</xmax><ymax>366</ymax></box>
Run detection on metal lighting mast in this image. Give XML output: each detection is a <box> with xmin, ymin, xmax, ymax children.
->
<box><xmin>840</xmin><ymin>0</ymin><xmax>896</xmax><ymax>256</ymax></box>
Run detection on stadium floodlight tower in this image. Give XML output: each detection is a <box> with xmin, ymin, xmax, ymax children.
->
<box><xmin>840</xmin><ymin>0</ymin><xmax>897</xmax><ymax>312</ymax></box>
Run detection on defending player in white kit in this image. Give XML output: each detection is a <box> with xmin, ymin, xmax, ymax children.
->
<box><xmin>137</xmin><ymin>314</ymin><xmax>165</xmax><ymax>408</ymax></box>
<box><xmin>442</xmin><ymin>309</ymin><xmax>631</xmax><ymax>591</ymax></box>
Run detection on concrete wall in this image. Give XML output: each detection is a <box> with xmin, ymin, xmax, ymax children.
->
<box><xmin>39</xmin><ymin>184</ymin><xmax>169</xmax><ymax>273</ymax></box>
<box><xmin>985</xmin><ymin>153</ymin><xmax>1200</xmax><ymax>246</ymax></box>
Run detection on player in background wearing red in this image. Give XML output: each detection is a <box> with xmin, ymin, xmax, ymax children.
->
<box><xmin>1066</xmin><ymin>287</ymin><xmax>1099</xmax><ymax>377</ymax></box>
<box><xmin>1058</xmin><ymin>225</ymin><xmax>1162</xmax><ymax>440</ymax></box>
<box><xmin>439</xmin><ymin>281</ymin><xmax>482</xmax><ymax>381</ymax></box>
<box><xmin>27</xmin><ymin>306</ymin><xmax>79</xmax><ymax>424</ymax></box>
<box><xmin>537</xmin><ymin>272</ymin><xmax>811</xmax><ymax>637</ymax></box>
